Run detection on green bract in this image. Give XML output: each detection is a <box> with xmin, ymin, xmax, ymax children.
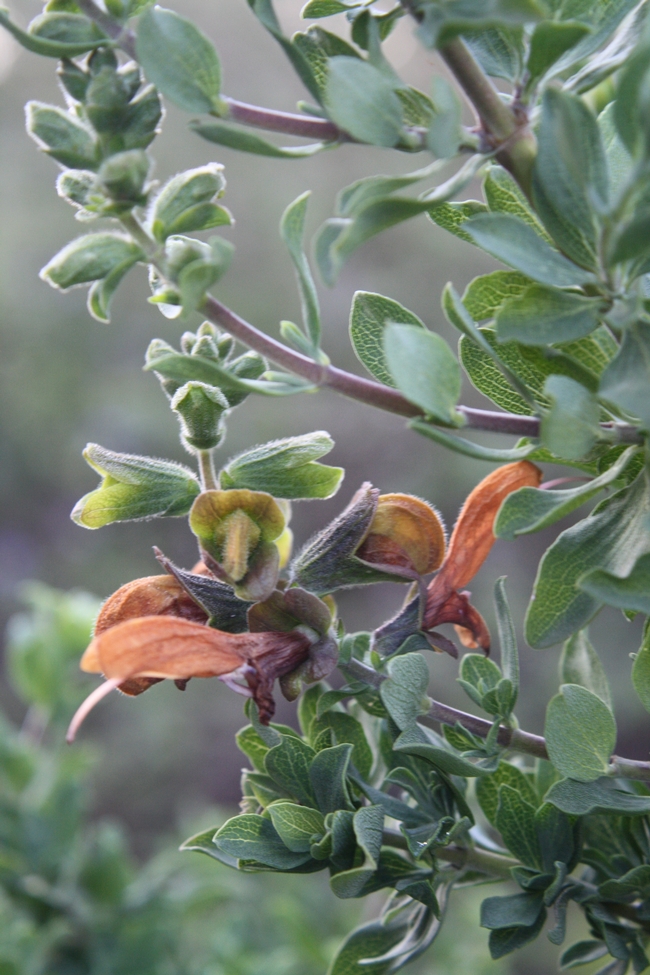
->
<box><xmin>71</xmin><ymin>443</ymin><xmax>201</xmax><ymax>528</ymax></box>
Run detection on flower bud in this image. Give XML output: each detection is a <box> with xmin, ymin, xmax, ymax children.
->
<box><xmin>190</xmin><ymin>489</ymin><xmax>285</xmax><ymax>600</ymax></box>
<box><xmin>149</xmin><ymin>163</ymin><xmax>231</xmax><ymax>243</ymax></box>
<box><xmin>71</xmin><ymin>443</ymin><xmax>200</xmax><ymax>529</ymax></box>
<box><xmin>164</xmin><ymin>235</ymin><xmax>213</xmax><ymax>282</ymax></box>
<box><xmin>171</xmin><ymin>381</ymin><xmax>229</xmax><ymax>451</ymax></box>
<box><xmin>98</xmin><ymin>150</ymin><xmax>151</xmax><ymax>206</ymax></box>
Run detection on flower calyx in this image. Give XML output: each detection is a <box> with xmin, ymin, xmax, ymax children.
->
<box><xmin>247</xmin><ymin>586</ymin><xmax>338</xmax><ymax>702</ymax></box>
<box><xmin>189</xmin><ymin>488</ymin><xmax>285</xmax><ymax>601</ymax></box>
<box><xmin>290</xmin><ymin>483</ymin><xmax>446</xmax><ymax>595</ymax></box>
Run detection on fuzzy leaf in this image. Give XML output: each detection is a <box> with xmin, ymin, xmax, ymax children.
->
<box><xmin>384</xmin><ymin>324</ymin><xmax>462</xmax><ymax>425</ymax></box>
<box><xmin>349</xmin><ymin>292</ymin><xmax>425</xmax><ymax>386</ymax></box>
<box><xmin>544</xmin><ymin>684</ymin><xmax>616</xmax><ymax>782</ymax></box>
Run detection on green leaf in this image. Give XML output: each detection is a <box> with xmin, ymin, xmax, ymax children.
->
<box><xmin>427</xmin><ymin>76</ymin><xmax>462</xmax><ymax>158</ymax></box>
<box><xmin>481</xmin><ymin>891</ymin><xmax>544</xmax><ymax>930</ymax></box>
<box><xmin>191</xmin><ymin>120</ymin><xmax>330</xmax><ymax>157</ymax></box>
<box><xmin>599</xmin><ymin>864</ymin><xmax>650</xmax><ymax>902</ymax></box>
<box><xmin>349</xmin><ymin>291</ymin><xmax>425</xmax><ymax>386</ymax></box>
<box><xmin>180</xmin><ymin>827</ymin><xmax>238</xmax><ymax>867</ymax></box>
<box><xmin>40</xmin><ymin>233</ymin><xmax>144</xmax><ymax>291</ymax></box>
<box><xmin>532</xmin><ymin>88</ymin><xmax>607</xmax><ymax>270</ymax></box>
<box><xmin>427</xmin><ymin>199</ymin><xmax>488</xmax><ymax>242</ymax></box>
<box><xmin>136</xmin><ymin>6</ymin><xmax>222</xmax><ymax>115</ymax></box>
<box><xmin>476</xmin><ymin>762</ymin><xmax>538</xmax><ymax>828</ymax></box>
<box><xmin>265</xmin><ymin>736</ymin><xmax>318</xmax><ymax>808</ymax></box>
<box><xmin>496</xmin><ymin>285</ymin><xmax>605</xmax><ymax>346</ymax></box>
<box><xmin>337</xmin><ymin>160</ymin><xmax>443</xmax><ymax>219</ymax></box>
<box><xmin>149</xmin><ymin>163</ymin><xmax>228</xmax><ymax>243</ymax></box>
<box><xmin>280</xmin><ymin>192</ymin><xmax>321</xmax><ymax>352</ymax></box>
<box><xmin>614</xmin><ymin>46</ymin><xmax>650</xmax><ymax>156</ymax></box>
<box><xmin>379</xmin><ymin>653</ymin><xmax>429</xmax><ymax>731</ymax></box>
<box><xmin>458</xmin><ymin>653</ymin><xmax>502</xmax><ymax>712</ymax></box>
<box><xmin>214</xmin><ymin>814</ymin><xmax>313</xmax><ymax>869</ymax></box>
<box><xmin>463</xmin><ymin>26</ymin><xmax>524</xmax><ymax>82</ymax></box>
<box><xmin>560</xmin><ymin>941</ymin><xmax>609</xmax><ymax>969</ymax></box>
<box><xmin>488</xmin><ymin>909</ymin><xmax>547</xmax><ymax>960</ymax></box>
<box><xmin>544</xmin><ymin>776</ymin><xmax>650</xmax><ymax>815</ymax></box>
<box><xmin>526</xmin><ymin>472</ymin><xmax>650</xmax><ymax>647</ymax></box>
<box><xmin>465</xmin><ymin>214</ymin><xmax>596</xmax><ymax>287</ymax></box>
<box><xmin>220</xmin><ymin>432</ymin><xmax>343</xmax><ymax>500</ymax></box>
<box><xmin>267</xmin><ymin>803</ymin><xmax>326</xmax><ymax>852</ymax></box>
<box><xmin>302</xmin><ymin>0</ymin><xmax>361</xmax><ymax>16</ymax></box>
<box><xmin>324</xmin><ymin>57</ymin><xmax>404</xmax><ymax>147</ymax></box>
<box><xmin>581</xmin><ymin>552</ymin><xmax>650</xmax><ymax>615</ymax></box>
<box><xmin>317</xmin><ymin>712</ymin><xmax>373</xmax><ymax>779</ymax></box>
<box><xmin>560</xmin><ymin>630</ymin><xmax>612</xmax><ymax>712</ymax></box>
<box><xmin>483</xmin><ymin>165</ymin><xmax>551</xmax><ymax>241</ymax></box>
<box><xmin>599</xmin><ymin>321</ymin><xmax>650</xmax><ymax>432</ymax></box>
<box><xmin>70</xmin><ymin>443</ymin><xmax>200</xmax><ymax>528</ymax></box>
<box><xmin>236</xmin><ymin>724</ymin><xmax>271</xmax><ymax>772</ymax></box>
<box><xmin>495</xmin><ymin>446</ymin><xmax>638</xmax><ymax>539</ymax></box>
<box><xmin>384</xmin><ymin>324</ymin><xmax>462</xmax><ymax>425</ymax></box>
<box><xmin>87</xmin><ymin>255</ymin><xmax>140</xmax><ymax>324</ymax></box>
<box><xmin>462</xmin><ymin>270</ymin><xmax>531</xmax><ymax>321</ymax></box>
<box><xmin>495</xmin><ymin>784</ymin><xmax>541</xmax><ymax>868</ymax></box>
<box><xmin>393</xmin><ymin>723</ymin><xmax>488</xmax><ymax>778</ymax></box>
<box><xmin>309</xmin><ymin>743</ymin><xmax>354</xmax><ymax>814</ymax></box>
<box><xmin>495</xmin><ymin>578</ymin><xmax>518</xmax><ymax>704</ymax></box>
<box><xmin>540</xmin><ymin>375</ymin><xmax>600</xmax><ymax>461</ymax></box>
<box><xmin>327</xmin><ymin>915</ymin><xmax>419</xmax><ymax>975</ymax></box>
<box><xmin>410</xmin><ymin>420</ymin><xmax>538</xmax><ymax>462</ymax></box>
<box><xmin>26</xmin><ymin>102</ymin><xmax>98</xmax><ymax>170</ymax></box>
<box><xmin>632</xmin><ymin>627</ymin><xmax>650</xmax><ymax>713</ymax></box>
<box><xmin>316</xmin><ymin>154</ymin><xmax>485</xmax><ymax>285</ymax></box>
<box><xmin>544</xmin><ymin>684</ymin><xmax>616</xmax><ymax>782</ymax></box>
<box><xmin>525</xmin><ymin>21</ymin><xmax>591</xmax><ymax>87</ymax></box>
<box><xmin>0</xmin><ymin>8</ymin><xmax>108</xmax><ymax>56</ymax></box>
<box><xmin>609</xmin><ymin>212</ymin><xmax>650</xmax><ymax>265</ymax></box>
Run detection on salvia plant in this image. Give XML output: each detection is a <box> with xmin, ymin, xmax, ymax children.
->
<box><xmin>4</xmin><ymin>0</ymin><xmax>650</xmax><ymax>970</ymax></box>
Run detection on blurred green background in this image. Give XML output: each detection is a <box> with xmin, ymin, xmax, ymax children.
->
<box><xmin>0</xmin><ymin>1</ymin><xmax>647</xmax><ymax>970</ymax></box>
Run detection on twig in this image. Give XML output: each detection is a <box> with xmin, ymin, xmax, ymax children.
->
<box><xmin>201</xmin><ymin>295</ymin><xmax>641</xmax><ymax>442</ymax></box>
<box><xmin>344</xmin><ymin>657</ymin><xmax>650</xmax><ymax>780</ymax></box>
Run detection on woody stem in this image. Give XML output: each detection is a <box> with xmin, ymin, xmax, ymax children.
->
<box><xmin>344</xmin><ymin>658</ymin><xmax>650</xmax><ymax>781</ymax></box>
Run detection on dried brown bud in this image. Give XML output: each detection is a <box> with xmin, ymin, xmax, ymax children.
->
<box><xmin>356</xmin><ymin>493</ymin><xmax>446</xmax><ymax>578</ymax></box>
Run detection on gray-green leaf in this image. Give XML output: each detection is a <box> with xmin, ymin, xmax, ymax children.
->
<box><xmin>540</xmin><ymin>375</ymin><xmax>600</xmax><ymax>461</ymax></box>
<box><xmin>137</xmin><ymin>6</ymin><xmax>222</xmax><ymax>115</ymax></box>
<box><xmin>349</xmin><ymin>292</ymin><xmax>425</xmax><ymax>386</ymax></box>
<box><xmin>384</xmin><ymin>324</ymin><xmax>462</xmax><ymax>425</ymax></box>
<box><xmin>559</xmin><ymin>630</ymin><xmax>612</xmax><ymax>710</ymax></box>
<box><xmin>324</xmin><ymin>57</ymin><xmax>404</xmax><ymax>147</ymax></box>
<box><xmin>544</xmin><ymin>684</ymin><xmax>616</xmax><ymax>782</ymax></box>
<box><xmin>496</xmin><ymin>286</ymin><xmax>605</xmax><ymax>346</ymax></box>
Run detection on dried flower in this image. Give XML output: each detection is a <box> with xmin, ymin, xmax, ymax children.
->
<box><xmin>67</xmin><ymin>616</ymin><xmax>311</xmax><ymax>742</ymax></box>
<box><xmin>423</xmin><ymin>461</ymin><xmax>542</xmax><ymax>651</ymax></box>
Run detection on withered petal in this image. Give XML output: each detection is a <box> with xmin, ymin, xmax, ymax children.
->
<box><xmin>357</xmin><ymin>493</ymin><xmax>446</xmax><ymax>576</ymax></box>
<box><xmin>423</xmin><ymin>588</ymin><xmax>491</xmax><ymax>654</ymax></box>
<box><xmin>94</xmin><ymin>574</ymin><xmax>208</xmax><ymax>636</ymax></box>
<box><xmin>433</xmin><ymin>460</ymin><xmax>541</xmax><ymax>591</ymax></box>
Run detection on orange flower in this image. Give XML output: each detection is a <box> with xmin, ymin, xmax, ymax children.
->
<box><xmin>67</xmin><ymin>570</ymin><xmax>313</xmax><ymax>742</ymax></box>
<box><xmin>423</xmin><ymin>461</ymin><xmax>542</xmax><ymax>651</ymax></box>
<box><xmin>355</xmin><ymin>493</ymin><xmax>446</xmax><ymax>578</ymax></box>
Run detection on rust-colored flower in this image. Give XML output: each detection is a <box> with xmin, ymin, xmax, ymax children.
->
<box><xmin>67</xmin><ymin>615</ymin><xmax>311</xmax><ymax>742</ymax></box>
<box><xmin>356</xmin><ymin>493</ymin><xmax>446</xmax><ymax>578</ymax></box>
<box><xmin>93</xmin><ymin>573</ymin><xmax>208</xmax><ymax>696</ymax></box>
<box><xmin>423</xmin><ymin>461</ymin><xmax>542</xmax><ymax>651</ymax></box>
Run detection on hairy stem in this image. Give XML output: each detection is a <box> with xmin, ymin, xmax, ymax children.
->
<box><xmin>344</xmin><ymin>658</ymin><xmax>650</xmax><ymax>781</ymax></box>
<box><xmin>198</xmin><ymin>450</ymin><xmax>219</xmax><ymax>491</ymax></box>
